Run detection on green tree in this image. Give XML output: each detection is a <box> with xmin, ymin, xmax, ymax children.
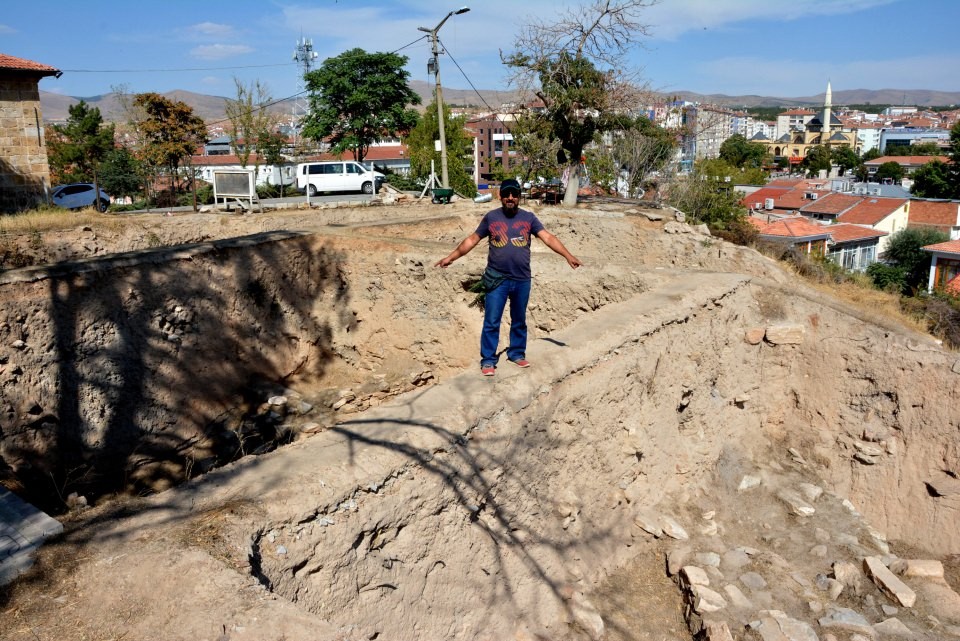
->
<box><xmin>257</xmin><ymin>129</ymin><xmax>290</xmax><ymax>196</ymax></box>
<box><xmin>302</xmin><ymin>48</ymin><xmax>420</xmax><ymax>163</ymax></box>
<box><xmin>830</xmin><ymin>146</ymin><xmax>860</xmax><ymax>176</ymax></box>
<box><xmin>508</xmin><ymin>111</ymin><xmax>562</xmax><ymax>184</ymax></box>
<box><xmin>407</xmin><ymin>100</ymin><xmax>475</xmax><ymax>197</ymax></box>
<box><xmin>47</xmin><ymin>100</ymin><xmax>115</xmax><ymax>188</ymax></box>
<box><xmin>719</xmin><ymin>134</ymin><xmax>768</xmax><ymax>168</ymax></box>
<box><xmin>885</xmin><ymin>141</ymin><xmax>941</xmax><ymax>156</ymax></box>
<box><xmin>611</xmin><ymin>116</ymin><xmax>676</xmax><ymax>198</ymax></box>
<box><xmin>949</xmin><ymin>120</ymin><xmax>960</xmax><ymax>196</ymax></box>
<box><xmin>874</xmin><ymin>161</ymin><xmax>905</xmax><ymax>184</ymax></box>
<box><xmin>861</xmin><ymin>148</ymin><xmax>883</xmax><ymax>162</ymax></box>
<box><xmin>99</xmin><ymin>146</ymin><xmax>145</xmax><ymax>201</ymax></box>
<box><xmin>910</xmin><ymin>160</ymin><xmax>953</xmax><ymax>198</ymax></box>
<box><xmin>503</xmin><ymin>0</ymin><xmax>653</xmax><ymax>206</ymax></box>
<box><xmin>131</xmin><ymin>93</ymin><xmax>207</xmax><ymax>193</ymax></box>
<box><xmin>883</xmin><ymin>227</ymin><xmax>950</xmax><ymax>293</ymax></box>
<box><xmin>666</xmin><ymin>160</ymin><xmax>746</xmax><ymax>227</ymax></box>
<box><xmin>225</xmin><ymin>77</ymin><xmax>274</xmax><ymax>169</ymax></box>
<box><xmin>801</xmin><ymin>145</ymin><xmax>832</xmax><ymax>177</ymax></box>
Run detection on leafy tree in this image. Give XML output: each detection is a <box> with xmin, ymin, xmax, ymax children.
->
<box><xmin>584</xmin><ymin>145</ymin><xmax>619</xmax><ymax>193</ymax></box>
<box><xmin>874</xmin><ymin>161</ymin><xmax>905</xmax><ymax>184</ymax></box>
<box><xmin>866</xmin><ymin>262</ymin><xmax>907</xmax><ymax>293</ymax></box>
<box><xmin>99</xmin><ymin>146</ymin><xmax>145</xmax><ymax>201</ymax></box>
<box><xmin>503</xmin><ymin>0</ymin><xmax>654</xmax><ymax>206</ymax></box>
<box><xmin>47</xmin><ymin>100</ymin><xmax>115</xmax><ymax>188</ymax></box>
<box><xmin>407</xmin><ymin>100</ymin><xmax>475</xmax><ymax>197</ymax></box>
<box><xmin>611</xmin><ymin>116</ymin><xmax>676</xmax><ymax>198</ymax></box>
<box><xmin>910</xmin><ymin>159</ymin><xmax>953</xmax><ymax>198</ymax></box>
<box><xmin>665</xmin><ymin>160</ymin><xmax>746</xmax><ymax>227</ymax></box>
<box><xmin>131</xmin><ymin>93</ymin><xmax>207</xmax><ymax>193</ymax></box>
<box><xmin>225</xmin><ymin>77</ymin><xmax>274</xmax><ymax>169</ymax></box>
<box><xmin>719</xmin><ymin>134</ymin><xmax>767</xmax><ymax>168</ymax></box>
<box><xmin>699</xmin><ymin>158</ymin><xmax>766</xmax><ymax>187</ymax></box>
<box><xmin>801</xmin><ymin>145</ymin><xmax>832</xmax><ymax>177</ymax></box>
<box><xmin>302</xmin><ymin>48</ymin><xmax>420</xmax><ymax>163</ymax></box>
<box><xmin>508</xmin><ymin>111</ymin><xmax>562</xmax><ymax>184</ymax></box>
<box><xmin>884</xmin><ymin>141</ymin><xmax>941</xmax><ymax>156</ymax></box>
<box><xmin>949</xmin><ymin>120</ymin><xmax>960</xmax><ymax>196</ymax></box>
<box><xmin>861</xmin><ymin>148</ymin><xmax>883</xmax><ymax>162</ymax></box>
<box><xmin>257</xmin><ymin>129</ymin><xmax>290</xmax><ymax>196</ymax></box>
<box><xmin>882</xmin><ymin>227</ymin><xmax>950</xmax><ymax>293</ymax></box>
<box><xmin>831</xmin><ymin>146</ymin><xmax>860</xmax><ymax>176</ymax></box>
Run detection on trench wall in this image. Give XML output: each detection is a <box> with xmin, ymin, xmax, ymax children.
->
<box><xmin>0</xmin><ymin>232</ymin><xmax>350</xmax><ymax>509</ymax></box>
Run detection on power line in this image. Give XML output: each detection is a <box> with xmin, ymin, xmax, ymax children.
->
<box><xmin>62</xmin><ymin>62</ymin><xmax>296</xmax><ymax>73</ymax></box>
<box><xmin>439</xmin><ymin>37</ymin><xmax>511</xmax><ymax>128</ymax></box>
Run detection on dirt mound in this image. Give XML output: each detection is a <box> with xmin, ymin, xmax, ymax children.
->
<box><xmin>1</xmin><ymin>199</ymin><xmax>958</xmax><ymax>641</ymax></box>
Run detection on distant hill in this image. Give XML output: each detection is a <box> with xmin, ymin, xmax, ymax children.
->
<box><xmin>39</xmin><ymin>86</ymin><xmax>960</xmax><ymax>124</ymax></box>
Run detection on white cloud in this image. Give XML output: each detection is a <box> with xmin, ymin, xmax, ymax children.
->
<box><xmin>185</xmin><ymin>22</ymin><xmax>238</xmax><ymax>39</ymax></box>
<box><xmin>190</xmin><ymin>44</ymin><xmax>255</xmax><ymax>61</ymax></box>
<box><xmin>643</xmin><ymin>0</ymin><xmax>899</xmax><ymax>40</ymax></box>
<box><xmin>0</xmin><ymin>24</ymin><xmax>15</xmax><ymax>35</ymax></box>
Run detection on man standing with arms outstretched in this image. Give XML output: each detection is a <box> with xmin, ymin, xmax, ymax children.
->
<box><xmin>435</xmin><ymin>179</ymin><xmax>583</xmax><ymax>376</ymax></box>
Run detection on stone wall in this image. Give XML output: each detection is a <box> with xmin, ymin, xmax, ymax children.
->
<box><xmin>0</xmin><ymin>76</ymin><xmax>51</xmax><ymax>212</ymax></box>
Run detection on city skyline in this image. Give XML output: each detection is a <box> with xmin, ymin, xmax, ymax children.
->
<box><xmin>4</xmin><ymin>0</ymin><xmax>959</xmax><ymax>102</ymax></box>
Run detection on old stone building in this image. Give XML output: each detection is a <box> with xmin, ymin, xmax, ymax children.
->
<box><xmin>0</xmin><ymin>53</ymin><xmax>61</xmax><ymax>212</ymax></box>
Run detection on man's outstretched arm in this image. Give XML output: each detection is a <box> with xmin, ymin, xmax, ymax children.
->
<box><xmin>535</xmin><ymin>230</ymin><xmax>583</xmax><ymax>269</ymax></box>
<box><xmin>435</xmin><ymin>232</ymin><xmax>482</xmax><ymax>268</ymax></box>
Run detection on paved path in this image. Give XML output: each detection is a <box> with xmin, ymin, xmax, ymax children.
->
<box><xmin>0</xmin><ymin>487</ymin><xmax>63</xmax><ymax>585</ymax></box>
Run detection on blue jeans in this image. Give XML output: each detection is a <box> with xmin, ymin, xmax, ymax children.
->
<box><xmin>480</xmin><ymin>278</ymin><xmax>531</xmax><ymax>368</ymax></box>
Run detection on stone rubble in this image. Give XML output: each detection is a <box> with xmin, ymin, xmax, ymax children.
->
<box><xmin>650</xmin><ymin>448</ymin><xmax>960</xmax><ymax>641</ymax></box>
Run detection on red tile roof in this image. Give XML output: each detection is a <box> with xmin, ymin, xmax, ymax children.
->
<box><xmin>311</xmin><ymin>145</ymin><xmax>408</xmax><ymax>162</ymax></box>
<box><xmin>836</xmin><ymin>198</ymin><xmax>907</xmax><ymax>225</ymax></box>
<box><xmin>923</xmin><ymin>239</ymin><xmax>960</xmax><ymax>255</ymax></box>
<box><xmin>908</xmin><ymin>200</ymin><xmax>960</xmax><ymax>226</ymax></box>
<box><xmin>799</xmin><ymin>193</ymin><xmax>863</xmax><ymax>215</ymax></box>
<box><xmin>827</xmin><ymin>223</ymin><xmax>887</xmax><ymax>243</ymax></box>
<box><xmin>864</xmin><ymin>156</ymin><xmax>949</xmax><ymax>167</ymax></box>
<box><xmin>0</xmin><ymin>53</ymin><xmax>60</xmax><ymax>76</ymax></box>
<box><xmin>756</xmin><ymin>216</ymin><xmax>832</xmax><ymax>240</ymax></box>
<box><xmin>741</xmin><ymin>187</ymin><xmax>790</xmax><ymax>208</ymax></box>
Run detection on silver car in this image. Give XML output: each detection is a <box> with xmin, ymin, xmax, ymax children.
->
<box><xmin>51</xmin><ymin>183</ymin><xmax>111</xmax><ymax>212</ymax></box>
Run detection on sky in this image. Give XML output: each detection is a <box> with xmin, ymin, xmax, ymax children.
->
<box><xmin>3</xmin><ymin>0</ymin><xmax>959</xmax><ymax>102</ymax></box>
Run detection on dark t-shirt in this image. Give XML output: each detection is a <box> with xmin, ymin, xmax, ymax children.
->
<box><xmin>475</xmin><ymin>206</ymin><xmax>545</xmax><ymax>280</ymax></box>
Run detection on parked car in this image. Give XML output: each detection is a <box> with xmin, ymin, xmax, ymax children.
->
<box><xmin>51</xmin><ymin>183</ymin><xmax>111</xmax><ymax>212</ymax></box>
<box><xmin>295</xmin><ymin>161</ymin><xmax>384</xmax><ymax>196</ymax></box>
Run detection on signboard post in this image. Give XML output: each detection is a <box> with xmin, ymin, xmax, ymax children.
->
<box><xmin>213</xmin><ymin>170</ymin><xmax>261</xmax><ymax>213</ymax></box>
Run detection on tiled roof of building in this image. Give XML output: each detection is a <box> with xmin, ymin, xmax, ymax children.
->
<box><xmin>755</xmin><ymin>216</ymin><xmax>832</xmax><ymax>239</ymax></box>
<box><xmin>799</xmin><ymin>193</ymin><xmax>863</xmax><ymax>215</ymax></box>
<box><xmin>923</xmin><ymin>239</ymin><xmax>960</xmax><ymax>255</ymax></box>
<box><xmin>0</xmin><ymin>53</ymin><xmax>60</xmax><ymax>76</ymax></box>
<box><xmin>827</xmin><ymin>223</ymin><xmax>888</xmax><ymax>243</ymax></box>
<box><xmin>908</xmin><ymin>200</ymin><xmax>960</xmax><ymax>226</ymax></box>
<box><xmin>864</xmin><ymin>156</ymin><xmax>949</xmax><ymax>167</ymax></box>
<box><xmin>836</xmin><ymin>198</ymin><xmax>907</xmax><ymax>225</ymax></box>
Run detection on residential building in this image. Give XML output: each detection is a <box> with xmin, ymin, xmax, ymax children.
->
<box><xmin>763</xmin><ymin>83</ymin><xmax>856</xmax><ymax>167</ymax></box>
<box><xmin>922</xmin><ymin>239</ymin><xmax>960</xmax><ymax>293</ymax></box>
<box><xmin>0</xmin><ymin>53</ymin><xmax>61</xmax><ymax>212</ymax></box>
<box><xmin>465</xmin><ymin>113</ymin><xmax>516</xmax><ymax>184</ymax></box>
<box><xmin>908</xmin><ymin>199</ymin><xmax>960</xmax><ymax>239</ymax></box>
<box><xmin>747</xmin><ymin>215</ymin><xmax>832</xmax><ymax>256</ymax></box>
<box><xmin>880</xmin><ymin>128</ymin><xmax>950</xmax><ymax>153</ymax></box>
<box><xmin>835</xmin><ymin>197</ymin><xmax>909</xmax><ymax>254</ymax></box>
<box><xmin>775</xmin><ymin>108</ymin><xmax>816</xmax><ymax>139</ymax></box>
<box><xmin>798</xmin><ymin>192</ymin><xmax>864</xmax><ymax>222</ymax></box>
<box><xmin>825</xmin><ymin>224</ymin><xmax>887</xmax><ymax>272</ymax></box>
<box><xmin>863</xmin><ymin>155</ymin><xmax>948</xmax><ymax>179</ymax></box>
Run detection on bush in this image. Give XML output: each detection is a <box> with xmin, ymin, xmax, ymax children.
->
<box><xmin>866</xmin><ymin>262</ymin><xmax>908</xmax><ymax>294</ymax></box>
<box><xmin>710</xmin><ymin>217</ymin><xmax>758</xmax><ymax>247</ymax></box>
<box><xmin>900</xmin><ymin>293</ymin><xmax>960</xmax><ymax>349</ymax></box>
<box><xmin>385</xmin><ymin>174</ymin><xmax>424</xmax><ymax>192</ymax></box>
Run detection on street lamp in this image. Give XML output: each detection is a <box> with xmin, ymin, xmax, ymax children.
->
<box><xmin>418</xmin><ymin>6</ymin><xmax>470</xmax><ymax>189</ymax></box>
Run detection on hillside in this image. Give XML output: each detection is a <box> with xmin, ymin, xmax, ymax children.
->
<box><xmin>39</xmin><ymin>85</ymin><xmax>960</xmax><ymax>123</ymax></box>
<box><xmin>1</xmin><ymin>198</ymin><xmax>959</xmax><ymax>641</ymax></box>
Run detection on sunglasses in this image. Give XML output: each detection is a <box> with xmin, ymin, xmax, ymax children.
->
<box><xmin>501</xmin><ymin>187</ymin><xmax>521</xmax><ymax>198</ymax></box>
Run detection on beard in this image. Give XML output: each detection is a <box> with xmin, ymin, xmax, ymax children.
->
<box><xmin>501</xmin><ymin>201</ymin><xmax>519</xmax><ymax>216</ymax></box>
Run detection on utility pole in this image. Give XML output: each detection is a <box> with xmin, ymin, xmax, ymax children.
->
<box><xmin>292</xmin><ymin>36</ymin><xmax>318</xmax><ymax>155</ymax></box>
<box><xmin>418</xmin><ymin>7</ymin><xmax>470</xmax><ymax>190</ymax></box>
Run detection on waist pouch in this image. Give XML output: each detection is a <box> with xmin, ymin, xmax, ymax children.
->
<box><xmin>481</xmin><ymin>266</ymin><xmax>508</xmax><ymax>292</ymax></box>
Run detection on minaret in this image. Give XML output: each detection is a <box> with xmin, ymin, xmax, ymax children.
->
<box><xmin>822</xmin><ymin>81</ymin><xmax>832</xmax><ymax>140</ymax></box>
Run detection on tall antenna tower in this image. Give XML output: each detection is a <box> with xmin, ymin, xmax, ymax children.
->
<box><xmin>292</xmin><ymin>36</ymin><xmax>319</xmax><ymax>152</ymax></box>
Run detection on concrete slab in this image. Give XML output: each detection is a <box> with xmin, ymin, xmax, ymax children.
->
<box><xmin>0</xmin><ymin>487</ymin><xmax>63</xmax><ymax>586</ymax></box>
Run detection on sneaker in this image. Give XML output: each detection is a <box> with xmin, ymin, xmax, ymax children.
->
<box><xmin>481</xmin><ymin>366</ymin><xmax>496</xmax><ymax>376</ymax></box>
<box><xmin>509</xmin><ymin>358</ymin><xmax>530</xmax><ymax>368</ymax></box>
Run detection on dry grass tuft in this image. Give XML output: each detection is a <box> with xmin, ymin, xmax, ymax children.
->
<box><xmin>0</xmin><ymin>207</ymin><xmax>124</xmax><ymax>234</ymax></box>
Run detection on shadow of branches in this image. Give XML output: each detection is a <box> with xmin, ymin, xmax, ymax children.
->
<box><xmin>0</xmin><ymin>232</ymin><xmax>350</xmax><ymax>513</ymax></box>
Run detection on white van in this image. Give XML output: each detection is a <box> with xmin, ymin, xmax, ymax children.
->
<box><xmin>296</xmin><ymin>161</ymin><xmax>384</xmax><ymax>196</ymax></box>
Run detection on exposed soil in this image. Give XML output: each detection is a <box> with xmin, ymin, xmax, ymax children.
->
<box><xmin>1</xmin><ymin>197</ymin><xmax>959</xmax><ymax>641</ymax></box>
